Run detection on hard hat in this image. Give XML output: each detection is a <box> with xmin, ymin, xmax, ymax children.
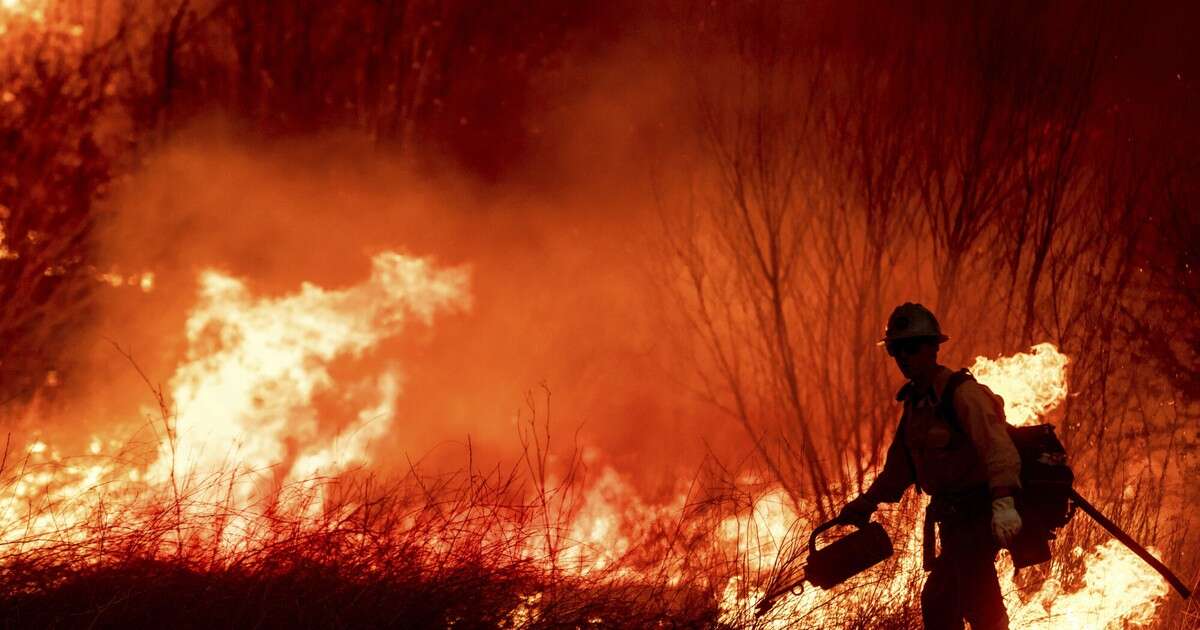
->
<box><xmin>880</xmin><ymin>302</ymin><xmax>949</xmax><ymax>344</ymax></box>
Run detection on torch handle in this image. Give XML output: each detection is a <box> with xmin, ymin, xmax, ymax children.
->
<box><xmin>1069</xmin><ymin>489</ymin><xmax>1192</xmax><ymax>599</ymax></box>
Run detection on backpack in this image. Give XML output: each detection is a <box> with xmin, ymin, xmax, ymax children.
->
<box><xmin>939</xmin><ymin>369</ymin><xmax>1075</xmax><ymax>568</ymax></box>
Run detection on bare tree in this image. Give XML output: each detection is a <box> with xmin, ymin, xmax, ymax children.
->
<box><xmin>660</xmin><ymin>0</ymin><xmax>841</xmax><ymax>513</ymax></box>
<box><xmin>660</xmin><ymin>3</ymin><xmax>1189</xmax><ymax>553</ymax></box>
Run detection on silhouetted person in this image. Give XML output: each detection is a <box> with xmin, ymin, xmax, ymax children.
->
<box><xmin>838</xmin><ymin>303</ymin><xmax>1021</xmax><ymax>630</ymax></box>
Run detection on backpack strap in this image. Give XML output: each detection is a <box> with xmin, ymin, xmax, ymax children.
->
<box><xmin>937</xmin><ymin>368</ymin><xmax>976</xmax><ymax>434</ymax></box>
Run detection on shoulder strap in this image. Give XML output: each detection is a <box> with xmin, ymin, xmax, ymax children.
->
<box><xmin>938</xmin><ymin>369</ymin><xmax>975</xmax><ymax>433</ymax></box>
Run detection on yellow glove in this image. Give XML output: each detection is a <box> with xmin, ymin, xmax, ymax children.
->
<box><xmin>991</xmin><ymin>496</ymin><xmax>1022</xmax><ymax>546</ymax></box>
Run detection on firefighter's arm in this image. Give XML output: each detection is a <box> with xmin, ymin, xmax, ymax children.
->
<box><xmin>862</xmin><ymin>420</ymin><xmax>915</xmax><ymax>504</ymax></box>
<box><xmin>953</xmin><ymin>381</ymin><xmax>1021</xmax><ymax>498</ymax></box>
<box><xmin>837</xmin><ymin>418</ymin><xmax>913</xmax><ymax>526</ymax></box>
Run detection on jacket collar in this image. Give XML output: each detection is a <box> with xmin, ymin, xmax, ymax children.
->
<box><xmin>895</xmin><ymin>366</ymin><xmax>954</xmax><ymax>403</ymax></box>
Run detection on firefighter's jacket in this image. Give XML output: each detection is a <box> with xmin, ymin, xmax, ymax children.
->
<box><xmin>865</xmin><ymin>366</ymin><xmax>1021</xmax><ymax>502</ymax></box>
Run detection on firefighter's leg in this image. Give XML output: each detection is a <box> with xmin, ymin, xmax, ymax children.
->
<box><xmin>922</xmin><ymin>514</ymin><xmax>1011</xmax><ymax>630</ymax></box>
<box><xmin>920</xmin><ymin>554</ymin><xmax>964</xmax><ymax>630</ymax></box>
<box><xmin>959</xmin><ymin>548</ymin><xmax>1008</xmax><ymax>630</ymax></box>
<box><xmin>954</xmin><ymin>516</ymin><xmax>1010</xmax><ymax>630</ymax></box>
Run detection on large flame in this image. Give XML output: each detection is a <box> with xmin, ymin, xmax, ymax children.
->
<box><xmin>0</xmin><ymin>251</ymin><xmax>469</xmax><ymax>551</ymax></box>
<box><xmin>150</xmin><ymin>253</ymin><xmax>468</xmax><ymax>511</ymax></box>
<box><xmin>1007</xmin><ymin>541</ymin><xmax>1169</xmax><ymax>628</ymax></box>
<box><xmin>971</xmin><ymin>342</ymin><xmax>1070</xmax><ymax>426</ymax></box>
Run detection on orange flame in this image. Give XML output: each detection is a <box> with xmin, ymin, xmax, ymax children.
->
<box><xmin>0</xmin><ymin>251</ymin><xmax>469</xmax><ymax>552</ymax></box>
<box><xmin>1005</xmin><ymin>541</ymin><xmax>1169</xmax><ymax>628</ymax></box>
<box><xmin>970</xmin><ymin>342</ymin><xmax>1069</xmax><ymax>426</ymax></box>
<box><xmin>150</xmin><ymin>253</ymin><xmax>468</xmax><ymax>514</ymax></box>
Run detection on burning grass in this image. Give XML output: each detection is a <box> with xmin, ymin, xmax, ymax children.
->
<box><xmin>0</xmin><ymin>438</ymin><xmax>721</xmax><ymax>628</ymax></box>
<box><xmin>0</xmin><ymin>265</ymin><xmax>1179</xmax><ymax>628</ymax></box>
<box><xmin>0</xmin><ymin>426</ymin><xmax>1176</xmax><ymax>629</ymax></box>
<box><xmin>0</xmin><ymin>447</ymin><xmax>920</xmax><ymax>628</ymax></box>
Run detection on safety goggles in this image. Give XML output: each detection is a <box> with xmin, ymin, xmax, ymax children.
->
<box><xmin>884</xmin><ymin>338</ymin><xmax>931</xmax><ymax>357</ymax></box>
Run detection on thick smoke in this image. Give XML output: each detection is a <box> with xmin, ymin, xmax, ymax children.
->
<box><xmin>74</xmin><ymin>45</ymin><xmax>736</xmax><ymax>493</ymax></box>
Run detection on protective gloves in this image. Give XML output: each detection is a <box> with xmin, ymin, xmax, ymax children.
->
<box><xmin>991</xmin><ymin>496</ymin><xmax>1022</xmax><ymax>546</ymax></box>
<box><xmin>836</xmin><ymin>494</ymin><xmax>878</xmax><ymax>527</ymax></box>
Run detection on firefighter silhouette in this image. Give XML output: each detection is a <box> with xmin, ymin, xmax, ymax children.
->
<box><xmin>838</xmin><ymin>303</ymin><xmax>1022</xmax><ymax>630</ymax></box>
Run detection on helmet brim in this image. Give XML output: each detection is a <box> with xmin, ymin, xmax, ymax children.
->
<box><xmin>876</xmin><ymin>333</ymin><xmax>950</xmax><ymax>346</ymax></box>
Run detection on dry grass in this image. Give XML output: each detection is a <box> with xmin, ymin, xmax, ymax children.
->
<box><xmin>0</xmin><ymin>3</ymin><xmax>1194</xmax><ymax>628</ymax></box>
<box><xmin>0</xmin><ymin>451</ymin><xmax>718</xmax><ymax>627</ymax></box>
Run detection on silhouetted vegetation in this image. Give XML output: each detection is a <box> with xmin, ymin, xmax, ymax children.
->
<box><xmin>659</xmin><ymin>1</ymin><xmax>1199</xmax><ymax>625</ymax></box>
<box><xmin>0</xmin><ymin>0</ymin><xmax>1197</xmax><ymax>627</ymax></box>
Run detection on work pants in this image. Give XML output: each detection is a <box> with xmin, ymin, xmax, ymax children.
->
<box><xmin>921</xmin><ymin>511</ymin><xmax>1009</xmax><ymax>630</ymax></box>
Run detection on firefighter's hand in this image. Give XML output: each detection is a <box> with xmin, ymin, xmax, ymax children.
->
<box><xmin>991</xmin><ymin>497</ymin><xmax>1022</xmax><ymax>546</ymax></box>
<box><xmin>836</xmin><ymin>495</ymin><xmax>877</xmax><ymax>527</ymax></box>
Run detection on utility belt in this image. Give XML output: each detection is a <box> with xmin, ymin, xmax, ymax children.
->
<box><xmin>922</xmin><ymin>484</ymin><xmax>990</xmax><ymax>570</ymax></box>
